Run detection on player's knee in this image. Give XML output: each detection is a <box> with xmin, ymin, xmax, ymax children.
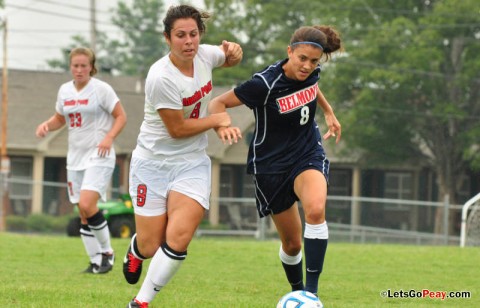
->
<box><xmin>304</xmin><ymin>204</ymin><xmax>325</xmax><ymax>224</ymax></box>
<box><xmin>282</xmin><ymin>239</ymin><xmax>302</xmax><ymax>255</ymax></box>
<box><xmin>167</xmin><ymin>231</ymin><xmax>194</xmax><ymax>252</ymax></box>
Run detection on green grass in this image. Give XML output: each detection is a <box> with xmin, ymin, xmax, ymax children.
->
<box><xmin>0</xmin><ymin>232</ymin><xmax>478</xmax><ymax>307</ymax></box>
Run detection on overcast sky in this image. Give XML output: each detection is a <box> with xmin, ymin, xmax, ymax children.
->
<box><xmin>1</xmin><ymin>0</ymin><xmax>203</xmax><ymax>71</ymax></box>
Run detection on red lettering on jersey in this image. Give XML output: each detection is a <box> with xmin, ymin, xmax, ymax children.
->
<box><xmin>201</xmin><ymin>80</ymin><xmax>213</xmax><ymax>96</ymax></box>
<box><xmin>64</xmin><ymin>99</ymin><xmax>89</xmax><ymax>106</ymax></box>
<box><xmin>189</xmin><ymin>102</ymin><xmax>201</xmax><ymax>118</ymax></box>
<box><xmin>276</xmin><ymin>85</ymin><xmax>318</xmax><ymax>113</ymax></box>
<box><xmin>183</xmin><ymin>90</ymin><xmax>202</xmax><ymax>106</ymax></box>
<box><xmin>182</xmin><ymin>80</ymin><xmax>213</xmax><ymax>106</ymax></box>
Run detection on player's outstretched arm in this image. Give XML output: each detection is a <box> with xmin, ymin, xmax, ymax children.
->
<box><xmin>316</xmin><ymin>86</ymin><xmax>341</xmax><ymax>144</ymax></box>
<box><xmin>209</xmin><ymin>90</ymin><xmax>243</xmax><ymax>144</ymax></box>
<box><xmin>208</xmin><ymin>90</ymin><xmax>243</xmax><ymax>114</ymax></box>
<box><xmin>158</xmin><ymin>108</ymin><xmax>231</xmax><ymax>139</ymax></box>
<box><xmin>35</xmin><ymin>113</ymin><xmax>66</xmax><ymax>138</ymax></box>
<box><xmin>97</xmin><ymin>101</ymin><xmax>127</xmax><ymax>157</ymax></box>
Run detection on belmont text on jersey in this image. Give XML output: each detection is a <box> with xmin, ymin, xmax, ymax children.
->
<box><xmin>276</xmin><ymin>84</ymin><xmax>318</xmax><ymax>114</ymax></box>
<box><xmin>182</xmin><ymin>80</ymin><xmax>213</xmax><ymax>107</ymax></box>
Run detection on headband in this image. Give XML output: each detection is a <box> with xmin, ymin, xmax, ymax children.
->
<box><xmin>290</xmin><ymin>41</ymin><xmax>324</xmax><ymax>50</ymax></box>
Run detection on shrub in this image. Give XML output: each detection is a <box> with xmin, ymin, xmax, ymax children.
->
<box><xmin>6</xmin><ymin>215</ymin><xmax>28</xmax><ymax>231</ymax></box>
<box><xmin>27</xmin><ymin>214</ymin><xmax>52</xmax><ymax>232</ymax></box>
<box><xmin>50</xmin><ymin>215</ymin><xmax>71</xmax><ymax>232</ymax></box>
<box><xmin>6</xmin><ymin>214</ymin><xmax>70</xmax><ymax>234</ymax></box>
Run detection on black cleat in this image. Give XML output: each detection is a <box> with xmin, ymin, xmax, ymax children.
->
<box><xmin>82</xmin><ymin>263</ymin><xmax>100</xmax><ymax>274</ymax></box>
<box><xmin>123</xmin><ymin>246</ymin><xmax>143</xmax><ymax>284</ymax></box>
<box><xmin>93</xmin><ymin>252</ymin><xmax>114</xmax><ymax>274</ymax></box>
<box><xmin>126</xmin><ymin>298</ymin><xmax>148</xmax><ymax>308</ymax></box>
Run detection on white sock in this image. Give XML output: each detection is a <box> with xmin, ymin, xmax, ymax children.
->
<box><xmin>136</xmin><ymin>243</ymin><xmax>186</xmax><ymax>303</ymax></box>
<box><xmin>87</xmin><ymin>211</ymin><xmax>113</xmax><ymax>254</ymax></box>
<box><xmin>80</xmin><ymin>224</ymin><xmax>102</xmax><ymax>265</ymax></box>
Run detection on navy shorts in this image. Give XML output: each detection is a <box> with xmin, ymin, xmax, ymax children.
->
<box><xmin>253</xmin><ymin>152</ymin><xmax>329</xmax><ymax>218</ymax></box>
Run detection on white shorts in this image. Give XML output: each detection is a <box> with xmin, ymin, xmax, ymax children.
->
<box><xmin>67</xmin><ymin>166</ymin><xmax>114</xmax><ymax>204</ymax></box>
<box><xmin>129</xmin><ymin>150</ymin><xmax>211</xmax><ymax>217</ymax></box>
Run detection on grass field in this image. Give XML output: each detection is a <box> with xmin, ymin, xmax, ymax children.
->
<box><xmin>0</xmin><ymin>232</ymin><xmax>478</xmax><ymax>307</ymax></box>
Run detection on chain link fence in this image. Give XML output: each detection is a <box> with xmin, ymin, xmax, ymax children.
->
<box><xmin>0</xmin><ymin>176</ymin><xmax>469</xmax><ymax>246</ymax></box>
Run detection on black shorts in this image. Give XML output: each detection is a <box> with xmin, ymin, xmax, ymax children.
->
<box><xmin>253</xmin><ymin>153</ymin><xmax>329</xmax><ymax>218</ymax></box>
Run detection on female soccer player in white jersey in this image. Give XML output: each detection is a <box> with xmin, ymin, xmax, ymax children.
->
<box><xmin>36</xmin><ymin>47</ymin><xmax>127</xmax><ymax>274</ymax></box>
<box><xmin>122</xmin><ymin>5</ymin><xmax>242</xmax><ymax>308</ymax></box>
<box><xmin>209</xmin><ymin>25</ymin><xmax>343</xmax><ymax>304</ymax></box>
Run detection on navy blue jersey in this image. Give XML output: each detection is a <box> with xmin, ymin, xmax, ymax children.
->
<box><xmin>234</xmin><ymin>59</ymin><xmax>324</xmax><ymax>174</ymax></box>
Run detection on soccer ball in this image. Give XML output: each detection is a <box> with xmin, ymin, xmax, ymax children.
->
<box><xmin>276</xmin><ymin>290</ymin><xmax>323</xmax><ymax>308</ymax></box>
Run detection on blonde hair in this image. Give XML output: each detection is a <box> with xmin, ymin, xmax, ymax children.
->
<box><xmin>69</xmin><ymin>47</ymin><xmax>98</xmax><ymax>76</ymax></box>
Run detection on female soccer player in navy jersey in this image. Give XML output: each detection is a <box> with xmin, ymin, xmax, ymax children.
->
<box><xmin>209</xmin><ymin>25</ymin><xmax>342</xmax><ymax>303</ymax></box>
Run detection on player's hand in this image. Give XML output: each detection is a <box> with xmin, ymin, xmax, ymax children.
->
<box><xmin>97</xmin><ymin>135</ymin><xmax>114</xmax><ymax>157</ymax></box>
<box><xmin>35</xmin><ymin>122</ymin><xmax>49</xmax><ymax>138</ymax></box>
<box><xmin>222</xmin><ymin>40</ymin><xmax>243</xmax><ymax>66</ymax></box>
<box><xmin>323</xmin><ymin>112</ymin><xmax>341</xmax><ymax>144</ymax></box>
<box><xmin>216</xmin><ymin>126</ymin><xmax>242</xmax><ymax>145</ymax></box>
<box><xmin>211</xmin><ymin>112</ymin><xmax>231</xmax><ymax>128</ymax></box>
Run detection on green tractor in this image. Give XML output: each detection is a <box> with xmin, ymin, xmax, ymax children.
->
<box><xmin>66</xmin><ymin>194</ymin><xmax>135</xmax><ymax>238</ymax></box>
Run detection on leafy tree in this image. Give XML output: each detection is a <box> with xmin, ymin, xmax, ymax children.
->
<box><xmin>46</xmin><ymin>33</ymin><xmax>122</xmax><ymax>74</ymax></box>
<box><xmin>47</xmin><ymin>0</ymin><xmax>480</xmax><ymax>224</ymax></box>
<box><xmin>110</xmin><ymin>0</ymin><xmax>167</xmax><ymax>78</ymax></box>
<box><xmin>47</xmin><ymin>0</ymin><xmax>167</xmax><ymax>78</ymax></box>
<box><xmin>328</xmin><ymin>0</ymin><xmax>480</xmax><ymax>227</ymax></box>
<box><xmin>204</xmin><ymin>0</ymin><xmax>480</xmax><ymax>233</ymax></box>
<box><xmin>204</xmin><ymin>0</ymin><xmax>338</xmax><ymax>85</ymax></box>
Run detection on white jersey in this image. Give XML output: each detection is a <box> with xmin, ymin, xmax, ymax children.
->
<box><xmin>55</xmin><ymin>77</ymin><xmax>119</xmax><ymax>170</ymax></box>
<box><xmin>135</xmin><ymin>44</ymin><xmax>225</xmax><ymax>157</ymax></box>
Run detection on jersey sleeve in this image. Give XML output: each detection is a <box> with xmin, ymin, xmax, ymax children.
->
<box><xmin>99</xmin><ymin>82</ymin><xmax>120</xmax><ymax>113</ymax></box>
<box><xmin>146</xmin><ymin>75</ymin><xmax>182</xmax><ymax>110</ymax></box>
<box><xmin>54</xmin><ymin>87</ymin><xmax>64</xmax><ymax>115</ymax></box>
<box><xmin>233</xmin><ymin>76</ymin><xmax>270</xmax><ymax>109</ymax></box>
<box><xmin>197</xmin><ymin>44</ymin><xmax>226</xmax><ymax>69</ymax></box>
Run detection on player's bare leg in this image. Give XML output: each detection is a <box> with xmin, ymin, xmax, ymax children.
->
<box><xmin>123</xmin><ymin>213</ymin><xmax>167</xmax><ymax>284</ymax></box>
<box><xmin>133</xmin><ymin>191</ymin><xmax>205</xmax><ymax>304</ymax></box>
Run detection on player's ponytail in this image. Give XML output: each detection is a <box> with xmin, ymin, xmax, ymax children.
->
<box><xmin>314</xmin><ymin>26</ymin><xmax>343</xmax><ymax>58</ymax></box>
<box><xmin>290</xmin><ymin>26</ymin><xmax>343</xmax><ymax>62</ymax></box>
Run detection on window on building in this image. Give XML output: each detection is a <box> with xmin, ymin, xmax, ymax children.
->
<box><xmin>384</xmin><ymin>172</ymin><xmax>413</xmax><ymax>210</ymax></box>
<box><xmin>327</xmin><ymin>169</ymin><xmax>352</xmax><ymax>223</ymax></box>
<box><xmin>329</xmin><ymin>169</ymin><xmax>351</xmax><ymax>196</ymax></box>
<box><xmin>220</xmin><ymin>166</ymin><xmax>233</xmax><ymax>197</ymax></box>
<box><xmin>10</xmin><ymin>157</ymin><xmax>33</xmax><ymax>200</ymax></box>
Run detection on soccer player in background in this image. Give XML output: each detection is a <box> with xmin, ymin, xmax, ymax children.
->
<box><xmin>36</xmin><ymin>47</ymin><xmax>127</xmax><ymax>274</ymax></box>
<box><xmin>122</xmin><ymin>4</ymin><xmax>242</xmax><ymax>308</ymax></box>
<box><xmin>209</xmin><ymin>25</ymin><xmax>343</xmax><ymax>304</ymax></box>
